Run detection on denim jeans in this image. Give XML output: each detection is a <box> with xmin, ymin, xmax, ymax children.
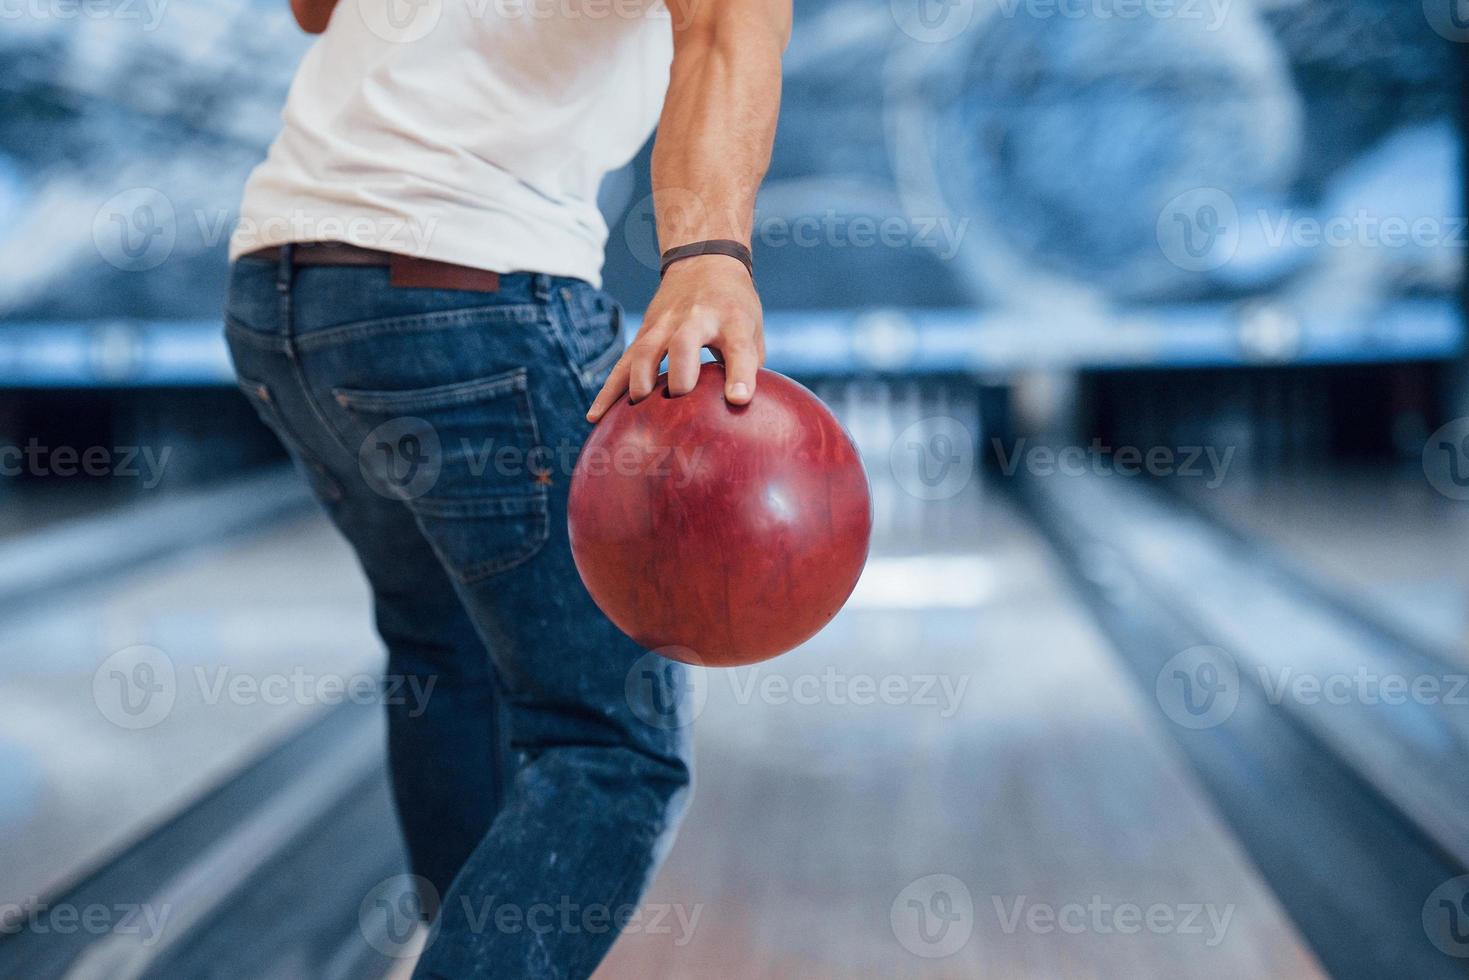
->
<box><xmin>224</xmin><ymin>248</ymin><xmax>693</xmax><ymax>979</ymax></box>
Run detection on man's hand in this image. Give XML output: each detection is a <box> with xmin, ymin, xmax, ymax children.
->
<box><xmin>586</xmin><ymin>255</ymin><xmax>764</xmax><ymax>422</ymax></box>
<box><xmin>584</xmin><ymin>0</ymin><xmax>789</xmax><ymax>423</ymax></box>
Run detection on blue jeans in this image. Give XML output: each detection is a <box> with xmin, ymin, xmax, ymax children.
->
<box><xmin>224</xmin><ymin>249</ymin><xmax>693</xmax><ymax>979</ymax></box>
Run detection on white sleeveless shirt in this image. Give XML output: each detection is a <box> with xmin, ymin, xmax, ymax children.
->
<box><xmin>230</xmin><ymin>0</ymin><xmax>672</xmax><ymax>287</ymax></box>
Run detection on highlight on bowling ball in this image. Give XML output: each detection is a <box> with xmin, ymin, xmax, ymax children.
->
<box><xmin>568</xmin><ymin>362</ymin><xmax>872</xmax><ymax>668</ymax></box>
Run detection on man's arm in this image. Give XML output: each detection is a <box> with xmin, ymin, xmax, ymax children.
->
<box><xmin>291</xmin><ymin>0</ymin><xmax>337</xmax><ymax>33</ymax></box>
<box><xmin>586</xmin><ymin>0</ymin><xmax>792</xmax><ymax>421</ymax></box>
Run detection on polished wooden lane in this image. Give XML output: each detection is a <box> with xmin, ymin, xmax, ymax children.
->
<box><xmin>596</xmin><ymin>468</ymin><xmax>1324</xmax><ymax>978</ymax></box>
<box><xmin>0</xmin><ymin>516</ymin><xmax>378</xmax><ymax>908</ymax></box>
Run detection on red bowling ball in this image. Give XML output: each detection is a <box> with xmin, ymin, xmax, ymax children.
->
<box><xmin>568</xmin><ymin>362</ymin><xmax>872</xmax><ymax>667</ymax></box>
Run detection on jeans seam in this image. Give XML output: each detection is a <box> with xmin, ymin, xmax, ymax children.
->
<box><xmin>445</xmin><ymin>508</ymin><xmax>550</xmax><ymax>583</ymax></box>
<box><xmin>579</xmin><ymin>326</ymin><xmax>625</xmax><ymax>387</ymax></box>
<box><xmin>271</xmin><ymin>268</ymin><xmax>376</xmax><ymax>488</ymax></box>
<box><xmin>292</xmin><ymin>304</ymin><xmax>545</xmax><ymax>353</ymax></box>
<box><xmin>224</xmin><ymin>316</ymin><xmax>291</xmax><ymax>353</ymax></box>
<box><xmin>539</xmin><ymin>290</ymin><xmax>604</xmax><ymax>406</ymax></box>
<box><xmin>232</xmin><ymin>376</ymin><xmax>347</xmax><ymax>503</ymax></box>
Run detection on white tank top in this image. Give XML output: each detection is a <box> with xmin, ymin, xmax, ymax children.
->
<box><xmin>230</xmin><ymin>0</ymin><xmax>673</xmax><ymax>287</ymax></box>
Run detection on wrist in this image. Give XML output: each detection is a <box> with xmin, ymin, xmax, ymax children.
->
<box><xmin>660</xmin><ymin>239</ymin><xmax>753</xmax><ymax>280</ymax></box>
<box><xmin>658</xmin><ymin>252</ymin><xmax>751</xmax><ymax>280</ymax></box>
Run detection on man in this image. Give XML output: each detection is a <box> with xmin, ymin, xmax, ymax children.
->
<box><xmin>223</xmin><ymin>0</ymin><xmax>789</xmax><ymax>973</ymax></box>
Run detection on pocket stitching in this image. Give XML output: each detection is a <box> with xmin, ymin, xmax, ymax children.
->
<box><xmin>411</xmin><ymin>492</ymin><xmax>546</xmax><ymax>520</ymax></box>
<box><xmin>580</xmin><ymin>331</ymin><xmax>625</xmax><ymax>387</ymax></box>
<box><xmin>331</xmin><ymin>367</ymin><xmax>528</xmax><ymax>414</ymax></box>
<box><xmin>542</xmin><ymin>292</ymin><xmax>622</xmax><ymax>402</ymax></box>
<box><xmin>438</xmin><ymin>507</ymin><xmax>549</xmax><ymax>584</ymax></box>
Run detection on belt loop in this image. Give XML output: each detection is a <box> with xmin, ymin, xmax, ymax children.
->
<box><xmin>532</xmin><ymin>273</ymin><xmax>552</xmax><ymax>304</ymax></box>
<box><xmin>277</xmin><ymin>243</ymin><xmax>295</xmax><ymax>336</ymax></box>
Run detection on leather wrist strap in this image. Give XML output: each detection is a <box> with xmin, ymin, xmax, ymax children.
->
<box><xmin>659</xmin><ymin>239</ymin><xmax>754</xmax><ymax>280</ymax></box>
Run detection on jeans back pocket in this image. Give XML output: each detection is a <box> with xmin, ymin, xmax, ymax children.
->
<box><xmin>331</xmin><ymin>367</ymin><xmax>550</xmax><ymax>582</ymax></box>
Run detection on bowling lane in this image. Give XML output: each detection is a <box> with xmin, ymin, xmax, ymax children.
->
<box><xmin>0</xmin><ymin>513</ymin><xmax>379</xmax><ymax>909</ymax></box>
<box><xmin>596</xmin><ymin>388</ymin><xmax>1324</xmax><ymax>979</ymax></box>
<box><xmin>0</xmin><ymin>483</ymin><xmax>136</xmax><ymax>541</ymax></box>
<box><xmin>2</xmin><ymin>385</ymin><xmax>1327</xmax><ymax>978</ymax></box>
<box><xmin>1176</xmin><ymin>466</ymin><xmax>1469</xmax><ymax>657</ymax></box>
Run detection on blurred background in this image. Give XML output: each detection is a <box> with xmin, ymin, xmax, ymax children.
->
<box><xmin>2</xmin><ymin>0</ymin><xmax>1468</xmax><ymax>977</ymax></box>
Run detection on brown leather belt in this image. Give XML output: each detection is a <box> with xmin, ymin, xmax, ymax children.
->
<box><xmin>245</xmin><ymin>243</ymin><xmax>501</xmax><ymax>293</ymax></box>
